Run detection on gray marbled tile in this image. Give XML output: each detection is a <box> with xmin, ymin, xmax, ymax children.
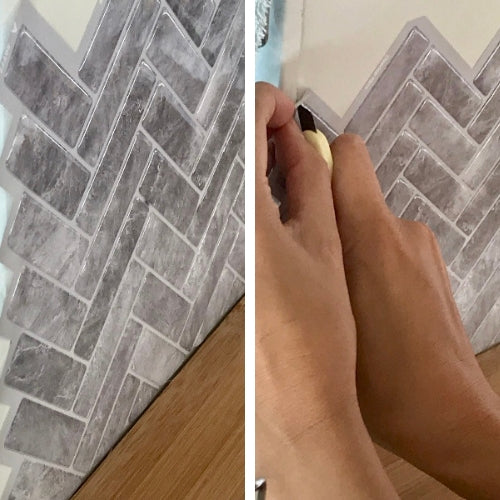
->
<box><xmin>197</xmin><ymin>4</ymin><xmax>244</xmax><ymax>128</ymax></box>
<box><xmin>184</xmin><ymin>160</ymin><xmax>243</xmax><ymax>298</ymax></box>
<box><xmin>77</xmin><ymin>63</ymin><xmax>155</xmax><ymax>234</ymax></box>
<box><xmin>128</xmin><ymin>382</ymin><xmax>158</xmax><ymax>423</ymax></box>
<box><xmin>403</xmin><ymin>149</ymin><xmax>470</xmax><ymax>220</ymax></box>
<box><xmin>474</xmin><ymin>43</ymin><xmax>500</xmax><ymax>95</ymax></box>
<box><xmin>188</xmin><ymin>112</ymin><xmax>244</xmax><ymax>246</ymax></box>
<box><xmin>74</xmin><ymin>199</ymin><xmax>148</xmax><ymax>360</ymax></box>
<box><xmin>448</xmin><ymin>273</ymin><xmax>461</xmax><ymax>294</ymax></box>
<box><xmin>147</xmin><ymin>11</ymin><xmax>209</xmax><ymax>113</ymax></box>
<box><xmin>7</xmin><ymin>268</ymin><xmax>86</xmax><ymax>350</ymax></box>
<box><xmin>199</xmin><ymin>268</ymin><xmax>236</xmax><ymax>337</ymax></box>
<box><xmin>142</xmin><ymin>83</ymin><xmax>203</xmax><ymax>174</ymax></box>
<box><xmin>192</xmin><ymin>56</ymin><xmax>244</xmax><ymax>187</ymax></box>
<box><xmin>74</xmin><ymin>261</ymin><xmax>144</xmax><ymax>418</ymax></box>
<box><xmin>180</xmin><ymin>216</ymin><xmax>238</xmax><ymax>350</ymax></box>
<box><xmin>93</xmin><ymin>373</ymin><xmax>140</xmax><ymax>466</ymax></box>
<box><xmin>375</xmin><ymin>132</ymin><xmax>418</xmax><ymax>194</ymax></box>
<box><xmin>136</xmin><ymin>212</ymin><xmax>195</xmax><ymax>289</ymax></box>
<box><xmin>4</xmin><ymin>28</ymin><xmax>91</xmax><ymax>147</ymax></box>
<box><xmin>139</xmin><ymin>150</ymin><xmax>199</xmax><ymax>232</ymax></box>
<box><xmin>133</xmin><ymin>273</ymin><xmax>190</xmax><ymax>342</ymax></box>
<box><xmin>402</xmin><ymin>197</ymin><xmax>466</xmax><ymax>264</ymax></box>
<box><xmin>233</xmin><ymin>180</ymin><xmax>244</xmax><ymax>222</ymax></box>
<box><xmin>5</xmin><ymin>334</ymin><xmax>85</xmax><ymax>410</ymax></box>
<box><xmin>73</xmin><ymin>320</ymin><xmax>141</xmax><ymax>473</ymax></box>
<box><xmin>452</xmin><ymin>199</ymin><xmax>500</xmax><ymax>278</ymax></box>
<box><xmin>385</xmin><ymin>179</ymin><xmax>413</xmax><ymax>216</ymax></box>
<box><xmin>220</xmin><ymin>103</ymin><xmax>245</xmax><ymax>166</ymax></box>
<box><xmin>239</xmin><ymin>140</ymin><xmax>245</xmax><ymax>161</ymax></box>
<box><xmin>79</xmin><ymin>0</ymin><xmax>136</xmax><ymax>92</ymax></box>
<box><xmin>78</xmin><ymin>0</ymin><xmax>159</xmax><ymax>165</ymax></box>
<box><xmin>457</xmin><ymin>164</ymin><xmax>500</xmax><ymax>235</ymax></box>
<box><xmin>463</xmin><ymin>266</ymin><xmax>500</xmax><ymax>336</ymax></box>
<box><xmin>8</xmin><ymin>194</ymin><xmax>88</xmax><ymax>287</ymax></box>
<box><xmin>346</xmin><ymin>29</ymin><xmax>428</xmax><ymax>138</ymax></box>
<box><xmin>131</xmin><ymin>329</ymin><xmax>186</xmax><ymax>386</ymax></box>
<box><xmin>229</xmin><ymin>274</ymin><xmax>244</xmax><ymax>303</ymax></box>
<box><xmin>366</xmin><ymin>81</ymin><xmax>423</xmax><ymax>167</ymax></box>
<box><xmin>468</xmin><ymin>84</ymin><xmax>500</xmax><ymax>143</ymax></box>
<box><xmin>9</xmin><ymin>460</ymin><xmax>80</xmax><ymax>500</ymax></box>
<box><xmin>414</xmin><ymin>49</ymin><xmax>482</xmax><ymax>127</ymax></box>
<box><xmin>5</xmin><ymin>399</ymin><xmax>84</xmax><ymax>466</ymax></box>
<box><xmin>167</xmin><ymin>0</ymin><xmax>215</xmax><ymax>46</ymax></box>
<box><xmin>462</xmin><ymin>122</ymin><xmax>500</xmax><ymax>189</ymax></box>
<box><xmin>6</xmin><ymin>117</ymin><xmax>90</xmax><ymax>219</ymax></box>
<box><xmin>471</xmin><ymin>299</ymin><xmax>500</xmax><ymax>352</ymax></box>
<box><xmin>201</xmin><ymin>0</ymin><xmax>241</xmax><ymax>66</ymax></box>
<box><xmin>195</xmin><ymin>270</ymin><xmax>243</xmax><ymax>349</ymax></box>
<box><xmin>454</xmin><ymin>230</ymin><xmax>499</xmax><ymax>315</ymax></box>
<box><xmin>409</xmin><ymin>99</ymin><xmax>476</xmax><ymax>174</ymax></box>
<box><xmin>75</xmin><ymin>133</ymin><xmax>151</xmax><ymax>299</ymax></box>
<box><xmin>228</xmin><ymin>227</ymin><xmax>244</xmax><ymax>277</ymax></box>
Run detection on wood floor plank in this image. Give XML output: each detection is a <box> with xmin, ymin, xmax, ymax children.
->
<box><xmin>73</xmin><ymin>299</ymin><xmax>244</xmax><ymax>500</ymax></box>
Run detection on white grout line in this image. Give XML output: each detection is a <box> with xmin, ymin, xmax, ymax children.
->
<box><xmin>137</xmin><ymin>122</ymin><xmax>203</xmax><ymax>195</ymax></box>
<box><xmin>133</xmin><ymin>256</ymin><xmax>194</xmax><ymax>306</ymax></box>
<box><xmin>129</xmin><ymin>315</ymin><xmax>189</xmax><ymax>356</ymax></box>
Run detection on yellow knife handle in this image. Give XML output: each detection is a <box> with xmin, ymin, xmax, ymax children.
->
<box><xmin>303</xmin><ymin>129</ymin><xmax>333</xmax><ymax>176</ymax></box>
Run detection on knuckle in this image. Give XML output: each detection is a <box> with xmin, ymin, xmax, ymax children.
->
<box><xmin>407</xmin><ymin>220</ymin><xmax>440</xmax><ymax>248</ymax></box>
<box><xmin>255</xmin><ymin>81</ymin><xmax>275</xmax><ymax>96</ymax></box>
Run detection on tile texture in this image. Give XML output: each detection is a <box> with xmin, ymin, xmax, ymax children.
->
<box><xmin>6</xmin><ymin>117</ymin><xmax>90</xmax><ymax>219</ymax></box>
<box><xmin>8</xmin><ymin>194</ymin><xmax>88</xmax><ymax>287</ymax></box>
<box><xmin>308</xmin><ymin>25</ymin><xmax>500</xmax><ymax>356</ymax></box>
<box><xmin>7</xmin><ymin>268</ymin><xmax>87</xmax><ymax>350</ymax></box>
<box><xmin>9</xmin><ymin>461</ymin><xmax>80</xmax><ymax>500</ymax></box>
<box><xmin>5</xmin><ymin>399</ymin><xmax>84</xmax><ymax>467</ymax></box>
<box><xmin>4</xmin><ymin>28</ymin><xmax>91</xmax><ymax>147</ymax></box>
<box><xmin>0</xmin><ymin>1</ymin><xmax>244</xmax><ymax>497</ymax></box>
<box><xmin>5</xmin><ymin>334</ymin><xmax>85</xmax><ymax>410</ymax></box>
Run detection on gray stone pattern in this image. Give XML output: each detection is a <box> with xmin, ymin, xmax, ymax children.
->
<box><xmin>306</xmin><ymin>28</ymin><xmax>499</xmax><ymax>355</ymax></box>
<box><xmin>0</xmin><ymin>0</ymin><xmax>244</xmax><ymax>498</ymax></box>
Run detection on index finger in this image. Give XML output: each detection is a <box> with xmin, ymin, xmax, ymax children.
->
<box><xmin>255</xmin><ymin>82</ymin><xmax>295</xmax><ymax>181</ymax></box>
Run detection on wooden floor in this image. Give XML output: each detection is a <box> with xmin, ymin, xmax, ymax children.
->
<box><xmin>377</xmin><ymin>343</ymin><xmax>500</xmax><ymax>499</ymax></box>
<box><xmin>73</xmin><ymin>300</ymin><xmax>244</xmax><ymax>500</ymax></box>
<box><xmin>73</xmin><ymin>297</ymin><xmax>499</xmax><ymax>500</ymax></box>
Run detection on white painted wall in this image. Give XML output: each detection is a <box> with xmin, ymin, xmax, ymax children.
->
<box><xmin>2</xmin><ymin>0</ymin><xmax>100</xmax><ymax>51</ymax></box>
<box><xmin>286</xmin><ymin>0</ymin><xmax>500</xmax><ymax>116</ymax></box>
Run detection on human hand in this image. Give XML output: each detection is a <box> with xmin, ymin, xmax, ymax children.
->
<box><xmin>329</xmin><ymin>133</ymin><xmax>500</xmax><ymax>499</ymax></box>
<box><xmin>255</xmin><ymin>83</ymin><xmax>396</xmax><ymax>499</ymax></box>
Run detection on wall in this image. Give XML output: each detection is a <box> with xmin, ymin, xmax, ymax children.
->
<box><xmin>282</xmin><ymin>0</ymin><xmax>500</xmax><ymax>117</ymax></box>
<box><xmin>0</xmin><ymin>0</ymin><xmax>245</xmax><ymax>498</ymax></box>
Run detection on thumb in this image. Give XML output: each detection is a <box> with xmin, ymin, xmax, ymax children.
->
<box><xmin>330</xmin><ymin>134</ymin><xmax>393</xmax><ymax>252</ymax></box>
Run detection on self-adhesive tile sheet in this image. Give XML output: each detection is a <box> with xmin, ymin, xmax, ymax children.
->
<box><xmin>0</xmin><ymin>0</ymin><xmax>244</xmax><ymax>498</ymax></box>
<box><xmin>290</xmin><ymin>19</ymin><xmax>500</xmax><ymax>356</ymax></box>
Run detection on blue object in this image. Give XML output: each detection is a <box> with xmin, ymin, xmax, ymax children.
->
<box><xmin>256</xmin><ymin>0</ymin><xmax>284</xmax><ymax>86</ymax></box>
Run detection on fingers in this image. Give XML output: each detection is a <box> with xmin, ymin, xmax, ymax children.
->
<box><xmin>255</xmin><ymin>83</ymin><xmax>341</xmax><ymax>256</ymax></box>
<box><xmin>255</xmin><ymin>84</ymin><xmax>295</xmax><ymax>189</ymax></box>
<box><xmin>330</xmin><ymin>134</ymin><xmax>393</xmax><ymax>251</ymax></box>
<box><xmin>274</xmin><ymin>120</ymin><xmax>338</xmax><ymax>250</ymax></box>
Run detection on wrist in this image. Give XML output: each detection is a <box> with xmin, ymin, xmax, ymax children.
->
<box><xmin>438</xmin><ymin>391</ymin><xmax>500</xmax><ymax>499</ymax></box>
<box><xmin>400</xmin><ymin>382</ymin><xmax>500</xmax><ymax>499</ymax></box>
<box><xmin>258</xmin><ymin>407</ymin><xmax>396</xmax><ymax>500</ymax></box>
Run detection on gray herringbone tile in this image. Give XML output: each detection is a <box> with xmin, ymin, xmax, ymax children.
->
<box><xmin>0</xmin><ymin>0</ymin><xmax>245</xmax><ymax>496</ymax></box>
